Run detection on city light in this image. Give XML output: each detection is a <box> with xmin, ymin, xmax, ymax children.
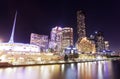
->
<box><xmin>0</xmin><ymin>9</ymin><xmax>118</xmax><ymax>68</ymax></box>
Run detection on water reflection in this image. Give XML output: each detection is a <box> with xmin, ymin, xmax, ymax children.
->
<box><xmin>64</xmin><ymin>63</ymin><xmax>78</xmax><ymax>79</ymax></box>
<box><xmin>0</xmin><ymin>61</ymin><xmax>116</xmax><ymax>79</ymax></box>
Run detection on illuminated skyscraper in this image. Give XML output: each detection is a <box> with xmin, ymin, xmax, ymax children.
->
<box><xmin>77</xmin><ymin>10</ymin><xmax>86</xmax><ymax>40</ymax></box>
<box><xmin>89</xmin><ymin>31</ymin><xmax>110</xmax><ymax>53</ymax></box>
<box><xmin>49</xmin><ymin>26</ymin><xmax>62</xmax><ymax>52</ymax></box>
<box><xmin>104</xmin><ymin>41</ymin><xmax>109</xmax><ymax>50</ymax></box>
<box><xmin>76</xmin><ymin>10</ymin><xmax>94</xmax><ymax>53</ymax></box>
<box><xmin>62</xmin><ymin>27</ymin><xmax>73</xmax><ymax>50</ymax></box>
<box><xmin>30</xmin><ymin>33</ymin><xmax>48</xmax><ymax>52</ymax></box>
<box><xmin>94</xmin><ymin>31</ymin><xmax>105</xmax><ymax>52</ymax></box>
<box><xmin>49</xmin><ymin>26</ymin><xmax>73</xmax><ymax>52</ymax></box>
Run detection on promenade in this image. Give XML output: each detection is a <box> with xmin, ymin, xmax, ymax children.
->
<box><xmin>0</xmin><ymin>57</ymin><xmax>119</xmax><ymax>67</ymax></box>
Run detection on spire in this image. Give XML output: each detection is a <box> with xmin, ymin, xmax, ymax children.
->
<box><xmin>9</xmin><ymin>11</ymin><xmax>17</xmax><ymax>43</ymax></box>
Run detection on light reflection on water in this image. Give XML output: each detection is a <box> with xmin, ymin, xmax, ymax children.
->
<box><xmin>0</xmin><ymin>61</ymin><xmax>116</xmax><ymax>79</ymax></box>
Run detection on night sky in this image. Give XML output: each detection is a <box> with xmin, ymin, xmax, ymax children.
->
<box><xmin>0</xmin><ymin>0</ymin><xmax>120</xmax><ymax>51</ymax></box>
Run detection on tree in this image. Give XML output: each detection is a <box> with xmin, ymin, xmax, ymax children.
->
<box><xmin>64</xmin><ymin>54</ymin><xmax>68</xmax><ymax>61</ymax></box>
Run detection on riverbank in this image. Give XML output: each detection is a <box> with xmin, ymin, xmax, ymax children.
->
<box><xmin>0</xmin><ymin>57</ymin><xmax>120</xmax><ymax>68</ymax></box>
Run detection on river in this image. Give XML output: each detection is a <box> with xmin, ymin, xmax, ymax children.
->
<box><xmin>0</xmin><ymin>60</ymin><xmax>120</xmax><ymax>79</ymax></box>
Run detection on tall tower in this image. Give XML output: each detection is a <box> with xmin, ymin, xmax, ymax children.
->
<box><xmin>94</xmin><ymin>31</ymin><xmax>105</xmax><ymax>52</ymax></box>
<box><xmin>9</xmin><ymin>11</ymin><xmax>17</xmax><ymax>43</ymax></box>
<box><xmin>77</xmin><ymin>10</ymin><xmax>86</xmax><ymax>40</ymax></box>
<box><xmin>104</xmin><ymin>41</ymin><xmax>109</xmax><ymax>50</ymax></box>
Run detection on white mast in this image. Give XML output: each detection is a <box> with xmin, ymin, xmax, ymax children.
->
<box><xmin>9</xmin><ymin>11</ymin><xmax>17</xmax><ymax>43</ymax></box>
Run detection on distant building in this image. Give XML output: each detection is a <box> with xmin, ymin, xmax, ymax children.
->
<box><xmin>89</xmin><ymin>31</ymin><xmax>111</xmax><ymax>54</ymax></box>
<box><xmin>30</xmin><ymin>33</ymin><xmax>48</xmax><ymax>52</ymax></box>
<box><xmin>49</xmin><ymin>26</ymin><xmax>62</xmax><ymax>52</ymax></box>
<box><xmin>77</xmin><ymin>10</ymin><xmax>86</xmax><ymax>41</ymax></box>
<box><xmin>0</xmin><ymin>43</ymin><xmax>40</xmax><ymax>53</ymax></box>
<box><xmin>94</xmin><ymin>31</ymin><xmax>105</xmax><ymax>52</ymax></box>
<box><xmin>76</xmin><ymin>10</ymin><xmax>96</xmax><ymax>53</ymax></box>
<box><xmin>104</xmin><ymin>41</ymin><xmax>109</xmax><ymax>50</ymax></box>
<box><xmin>62</xmin><ymin>27</ymin><xmax>73</xmax><ymax>50</ymax></box>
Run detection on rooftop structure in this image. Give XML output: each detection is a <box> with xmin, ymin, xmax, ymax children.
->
<box><xmin>0</xmin><ymin>11</ymin><xmax>40</xmax><ymax>53</ymax></box>
<box><xmin>77</xmin><ymin>10</ymin><xmax>86</xmax><ymax>40</ymax></box>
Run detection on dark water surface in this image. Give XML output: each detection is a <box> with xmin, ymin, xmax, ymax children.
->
<box><xmin>0</xmin><ymin>61</ymin><xmax>120</xmax><ymax>79</ymax></box>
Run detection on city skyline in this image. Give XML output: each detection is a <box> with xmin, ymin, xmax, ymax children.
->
<box><xmin>0</xmin><ymin>0</ymin><xmax>120</xmax><ymax>51</ymax></box>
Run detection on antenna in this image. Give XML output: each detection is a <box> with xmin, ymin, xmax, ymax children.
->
<box><xmin>9</xmin><ymin>11</ymin><xmax>17</xmax><ymax>43</ymax></box>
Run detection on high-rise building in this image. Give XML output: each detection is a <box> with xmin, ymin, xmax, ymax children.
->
<box><xmin>77</xmin><ymin>10</ymin><xmax>86</xmax><ymax>40</ymax></box>
<box><xmin>94</xmin><ymin>31</ymin><xmax>105</xmax><ymax>52</ymax></box>
<box><xmin>104</xmin><ymin>41</ymin><xmax>109</xmax><ymax>50</ymax></box>
<box><xmin>49</xmin><ymin>26</ymin><xmax>74</xmax><ymax>53</ymax></box>
<box><xmin>30</xmin><ymin>33</ymin><xmax>48</xmax><ymax>52</ymax></box>
<box><xmin>62</xmin><ymin>27</ymin><xmax>73</xmax><ymax>50</ymax></box>
<box><xmin>49</xmin><ymin>26</ymin><xmax>63</xmax><ymax>52</ymax></box>
<box><xmin>76</xmin><ymin>10</ymin><xmax>95</xmax><ymax>53</ymax></box>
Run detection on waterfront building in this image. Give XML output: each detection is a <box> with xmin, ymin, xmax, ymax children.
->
<box><xmin>49</xmin><ymin>40</ymin><xmax>57</xmax><ymax>52</ymax></box>
<box><xmin>30</xmin><ymin>33</ymin><xmax>48</xmax><ymax>52</ymax></box>
<box><xmin>0</xmin><ymin>43</ymin><xmax>40</xmax><ymax>53</ymax></box>
<box><xmin>62</xmin><ymin>27</ymin><xmax>73</xmax><ymax>50</ymax></box>
<box><xmin>49</xmin><ymin>26</ymin><xmax>62</xmax><ymax>52</ymax></box>
<box><xmin>49</xmin><ymin>26</ymin><xmax>74</xmax><ymax>53</ymax></box>
<box><xmin>0</xmin><ymin>11</ymin><xmax>40</xmax><ymax>53</ymax></box>
<box><xmin>65</xmin><ymin>45</ymin><xmax>77</xmax><ymax>55</ymax></box>
<box><xmin>76</xmin><ymin>37</ymin><xmax>96</xmax><ymax>54</ymax></box>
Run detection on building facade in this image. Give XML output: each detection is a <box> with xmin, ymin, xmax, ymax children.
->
<box><xmin>49</xmin><ymin>26</ymin><xmax>74</xmax><ymax>53</ymax></box>
<box><xmin>77</xmin><ymin>10</ymin><xmax>86</xmax><ymax>40</ymax></box>
<box><xmin>94</xmin><ymin>31</ymin><xmax>105</xmax><ymax>52</ymax></box>
<box><xmin>104</xmin><ymin>41</ymin><xmax>109</xmax><ymax>50</ymax></box>
<box><xmin>49</xmin><ymin>26</ymin><xmax>63</xmax><ymax>52</ymax></box>
<box><xmin>62</xmin><ymin>27</ymin><xmax>73</xmax><ymax>50</ymax></box>
<box><xmin>76</xmin><ymin>37</ymin><xmax>96</xmax><ymax>53</ymax></box>
<box><xmin>76</xmin><ymin>10</ymin><xmax>95</xmax><ymax>53</ymax></box>
<box><xmin>30</xmin><ymin>33</ymin><xmax>48</xmax><ymax>52</ymax></box>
